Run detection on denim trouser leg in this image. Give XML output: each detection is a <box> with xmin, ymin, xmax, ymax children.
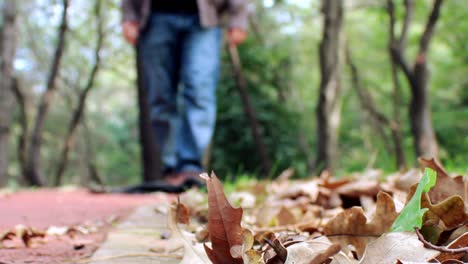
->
<box><xmin>138</xmin><ymin>15</ymin><xmax>181</xmax><ymax>172</ymax></box>
<box><xmin>138</xmin><ymin>13</ymin><xmax>222</xmax><ymax>174</ymax></box>
<box><xmin>177</xmin><ymin>25</ymin><xmax>222</xmax><ymax>172</ymax></box>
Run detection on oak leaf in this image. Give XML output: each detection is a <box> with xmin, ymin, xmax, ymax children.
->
<box><xmin>359</xmin><ymin>232</ymin><xmax>439</xmax><ymax>264</ymax></box>
<box><xmin>324</xmin><ymin>192</ymin><xmax>398</xmax><ymax>257</ymax></box>
<box><xmin>419</xmin><ymin>158</ymin><xmax>467</xmax><ymax>204</ymax></box>
<box><xmin>422</xmin><ymin>193</ymin><xmax>468</xmax><ymax>230</ymax></box>
<box><xmin>324</xmin><ymin>192</ymin><xmax>397</xmax><ymax>236</ymax></box>
<box><xmin>201</xmin><ymin>172</ymin><xmax>243</xmax><ymax>264</ymax></box>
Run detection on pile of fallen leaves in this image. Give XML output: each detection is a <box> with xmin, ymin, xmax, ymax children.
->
<box><xmin>157</xmin><ymin>158</ymin><xmax>467</xmax><ymax>264</ymax></box>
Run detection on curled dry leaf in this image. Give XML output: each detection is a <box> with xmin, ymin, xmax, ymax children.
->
<box><xmin>167</xmin><ymin>204</ymin><xmax>211</xmax><ymax>264</ymax></box>
<box><xmin>201</xmin><ymin>172</ymin><xmax>243</xmax><ymax>264</ymax></box>
<box><xmin>325</xmin><ymin>192</ymin><xmax>397</xmax><ymax>236</ymax></box>
<box><xmin>230</xmin><ymin>229</ymin><xmax>264</xmax><ymax>264</ymax></box>
<box><xmin>435</xmin><ymin>232</ymin><xmax>468</xmax><ymax>262</ymax></box>
<box><xmin>324</xmin><ymin>192</ymin><xmax>397</xmax><ymax>258</ymax></box>
<box><xmin>176</xmin><ymin>202</ymin><xmax>191</xmax><ymax>225</ymax></box>
<box><xmin>418</xmin><ymin>158</ymin><xmax>467</xmax><ymax>204</ymax></box>
<box><xmin>422</xmin><ymin>193</ymin><xmax>468</xmax><ymax>230</ymax></box>
<box><xmin>359</xmin><ymin>232</ymin><xmax>439</xmax><ymax>264</ymax></box>
<box><xmin>284</xmin><ymin>237</ymin><xmax>355</xmax><ymax>264</ymax></box>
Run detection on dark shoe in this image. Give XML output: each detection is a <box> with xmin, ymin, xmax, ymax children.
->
<box><xmin>165</xmin><ymin>171</ymin><xmax>204</xmax><ymax>186</ymax></box>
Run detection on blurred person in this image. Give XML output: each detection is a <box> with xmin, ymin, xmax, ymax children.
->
<box><xmin>121</xmin><ymin>0</ymin><xmax>248</xmax><ymax>188</ymax></box>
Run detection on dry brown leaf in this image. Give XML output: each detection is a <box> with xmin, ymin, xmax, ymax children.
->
<box><xmin>336</xmin><ymin>180</ymin><xmax>381</xmax><ymax>198</ymax></box>
<box><xmin>324</xmin><ymin>192</ymin><xmax>397</xmax><ymax>236</ymax></box>
<box><xmin>359</xmin><ymin>232</ymin><xmax>439</xmax><ymax>264</ymax></box>
<box><xmin>15</xmin><ymin>225</ymin><xmax>46</xmax><ymax>247</ymax></box>
<box><xmin>284</xmin><ymin>237</ymin><xmax>355</xmax><ymax>264</ymax></box>
<box><xmin>230</xmin><ymin>229</ymin><xmax>264</xmax><ymax>264</ymax></box>
<box><xmin>167</xmin><ymin>204</ymin><xmax>211</xmax><ymax>264</ymax></box>
<box><xmin>419</xmin><ymin>158</ymin><xmax>467</xmax><ymax>204</ymax></box>
<box><xmin>176</xmin><ymin>202</ymin><xmax>191</xmax><ymax>225</ymax></box>
<box><xmin>201</xmin><ymin>172</ymin><xmax>243</xmax><ymax>264</ymax></box>
<box><xmin>422</xmin><ymin>193</ymin><xmax>468</xmax><ymax>230</ymax></box>
<box><xmin>277</xmin><ymin>207</ymin><xmax>297</xmax><ymax>226</ymax></box>
<box><xmin>435</xmin><ymin>232</ymin><xmax>468</xmax><ymax>262</ymax></box>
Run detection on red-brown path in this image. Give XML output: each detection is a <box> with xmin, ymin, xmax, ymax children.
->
<box><xmin>0</xmin><ymin>189</ymin><xmax>175</xmax><ymax>264</ymax></box>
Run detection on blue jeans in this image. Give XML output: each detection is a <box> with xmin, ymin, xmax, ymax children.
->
<box><xmin>137</xmin><ymin>13</ymin><xmax>222</xmax><ymax>174</ymax></box>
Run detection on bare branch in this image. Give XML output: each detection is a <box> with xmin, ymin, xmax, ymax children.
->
<box><xmin>54</xmin><ymin>0</ymin><xmax>104</xmax><ymax>185</ymax></box>
<box><xmin>399</xmin><ymin>0</ymin><xmax>414</xmax><ymax>48</ymax></box>
<box><xmin>418</xmin><ymin>0</ymin><xmax>444</xmax><ymax>57</ymax></box>
<box><xmin>25</xmin><ymin>0</ymin><xmax>70</xmax><ymax>186</ymax></box>
<box><xmin>415</xmin><ymin>228</ymin><xmax>468</xmax><ymax>254</ymax></box>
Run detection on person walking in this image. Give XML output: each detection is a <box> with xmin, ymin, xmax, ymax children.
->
<box><xmin>121</xmin><ymin>0</ymin><xmax>248</xmax><ymax>186</ymax></box>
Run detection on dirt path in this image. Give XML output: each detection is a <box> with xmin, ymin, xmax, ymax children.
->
<box><xmin>0</xmin><ymin>189</ymin><xmax>174</xmax><ymax>264</ymax></box>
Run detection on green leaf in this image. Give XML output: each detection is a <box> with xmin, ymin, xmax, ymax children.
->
<box><xmin>389</xmin><ymin>168</ymin><xmax>437</xmax><ymax>232</ymax></box>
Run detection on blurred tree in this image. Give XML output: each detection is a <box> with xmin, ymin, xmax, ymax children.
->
<box><xmin>388</xmin><ymin>0</ymin><xmax>444</xmax><ymax>159</ymax></box>
<box><xmin>316</xmin><ymin>0</ymin><xmax>344</xmax><ymax>173</ymax></box>
<box><xmin>0</xmin><ymin>0</ymin><xmax>17</xmax><ymax>186</ymax></box>
<box><xmin>24</xmin><ymin>0</ymin><xmax>69</xmax><ymax>186</ymax></box>
<box><xmin>54</xmin><ymin>0</ymin><xmax>104</xmax><ymax>186</ymax></box>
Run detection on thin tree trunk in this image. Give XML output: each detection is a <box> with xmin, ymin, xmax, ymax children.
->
<box><xmin>0</xmin><ymin>0</ymin><xmax>17</xmax><ymax>186</ymax></box>
<box><xmin>54</xmin><ymin>0</ymin><xmax>103</xmax><ymax>186</ymax></box>
<box><xmin>227</xmin><ymin>43</ymin><xmax>272</xmax><ymax>176</ymax></box>
<box><xmin>82</xmin><ymin>112</ymin><xmax>103</xmax><ymax>186</ymax></box>
<box><xmin>387</xmin><ymin>0</ymin><xmax>407</xmax><ymax>170</ymax></box>
<box><xmin>136</xmin><ymin>49</ymin><xmax>163</xmax><ymax>182</ymax></box>
<box><xmin>315</xmin><ymin>0</ymin><xmax>344</xmax><ymax>173</ymax></box>
<box><xmin>24</xmin><ymin>0</ymin><xmax>69</xmax><ymax>186</ymax></box>
<box><xmin>11</xmin><ymin>78</ymin><xmax>29</xmax><ymax>180</ymax></box>
<box><xmin>388</xmin><ymin>0</ymin><xmax>442</xmax><ymax>160</ymax></box>
<box><xmin>346</xmin><ymin>46</ymin><xmax>406</xmax><ymax>170</ymax></box>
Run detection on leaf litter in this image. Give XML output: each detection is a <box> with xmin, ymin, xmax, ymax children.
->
<box><xmin>154</xmin><ymin>159</ymin><xmax>467</xmax><ymax>264</ymax></box>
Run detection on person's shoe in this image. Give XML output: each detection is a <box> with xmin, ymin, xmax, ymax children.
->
<box><xmin>165</xmin><ymin>171</ymin><xmax>205</xmax><ymax>188</ymax></box>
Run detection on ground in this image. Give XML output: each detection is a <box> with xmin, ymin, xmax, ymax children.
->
<box><xmin>0</xmin><ymin>189</ymin><xmax>174</xmax><ymax>264</ymax></box>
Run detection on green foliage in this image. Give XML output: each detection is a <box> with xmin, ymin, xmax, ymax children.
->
<box><xmin>6</xmin><ymin>0</ymin><xmax>468</xmax><ymax>186</ymax></box>
<box><xmin>390</xmin><ymin>168</ymin><xmax>437</xmax><ymax>232</ymax></box>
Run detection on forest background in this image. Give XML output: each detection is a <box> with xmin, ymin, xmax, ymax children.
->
<box><xmin>0</xmin><ymin>0</ymin><xmax>466</xmax><ymax>187</ymax></box>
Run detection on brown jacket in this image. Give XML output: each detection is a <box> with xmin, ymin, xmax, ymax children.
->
<box><xmin>121</xmin><ymin>0</ymin><xmax>248</xmax><ymax>30</ymax></box>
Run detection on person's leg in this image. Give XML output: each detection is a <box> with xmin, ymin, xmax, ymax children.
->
<box><xmin>176</xmin><ymin>18</ymin><xmax>222</xmax><ymax>173</ymax></box>
<box><xmin>137</xmin><ymin>14</ymin><xmax>183</xmax><ymax>174</ymax></box>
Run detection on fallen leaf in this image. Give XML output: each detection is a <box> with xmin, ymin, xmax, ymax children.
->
<box><xmin>435</xmin><ymin>232</ymin><xmax>468</xmax><ymax>262</ymax></box>
<box><xmin>277</xmin><ymin>207</ymin><xmax>297</xmax><ymax>226</ymax></box>
<box><xmin>230</xmin><ymin>229</ymin><xmax>264</xmax><ymax>264</ymax></box>
<box><xmin>176</xmin><ymin>202</ymin><xmax>191</xmax><ymax>225</ymax></box>
<box><xmin>336</xmin><ymin>180</ymin><xmax>381</xmax><ymax>198</ymax></box>
<box><xmin>422</xmin><ymin>194</ymin><xmax>468</xmax><ymax>230</ymax></box>
<box><xmin>15</xmin><ymin>224</ymin><xmax>46</xmax><ymax>247</ymax></box>
<box><xmin>359</xmin><ymin>232</ymin><xmax>439</xmax><ymax>264</ymax></box>
<box><xmin>201</xmin><ymin>172</ymin><xmax>243</xmax><ymax>264</ymax></box>
<box><xmin>324</xmin><ymin>192</ymin><xmax>398</xmax><ymax>258</ymax></box>
<box><xmin>419</xmin><ymin>158</ymin><xmax>467</xmax><ymax>204</ymax></box>
<box><xmin>325</xmin><ymin>192</ymin><xmax>397</xmax><ymax>236</ymax></box>
<box><xmin>167</xmin><ymin>204</ymin><xmax>211</xmax><ymax>264</ymax></box>
<box><xmin>284</xmin><ymin>237</ymin><xmax>355</xmax><ymax>264</ymax></box>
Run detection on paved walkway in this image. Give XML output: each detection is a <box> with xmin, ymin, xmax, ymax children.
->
<box><xmin>90</xmin><ymin>205</ymin><xmax>180</xmax><ymax>264</ymax></box>
<box><xmin>0</xmin><ymin>189</ymin><xmax>176</xmax><ymax>264</ymax></box>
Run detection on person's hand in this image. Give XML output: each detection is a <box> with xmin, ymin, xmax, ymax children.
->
<box><xmin>227</xmin><ymin>28</ymin><xmax>247</xmax><ymax>46</ymax></box>
<box><xmin>122</xmin><ymin>21</ymin><xmax>139</xmax><ymax>46</ymax></box>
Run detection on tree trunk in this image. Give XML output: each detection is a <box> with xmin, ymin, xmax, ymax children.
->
<box><xmin>388</xmin><ymin>0</ymin><xmax>442</xmax><ymax>160</ymax></box>
<box><xmin>11</xmin><ymin>78</ymin><xmax>28</xmax><ymax>180</ymax></box>
<box><xmin>54</xmin><ymin>0</ymin><xmax>103</xmax><ymax>186</ymax></box>
<box><xmin>410</xmin><ymin>62</ymin><xmax>438</xmax><ymax>158</ymax></box>
<box><xmin>315</xmin><ymin>0</ymin><xmax>344</xmax><ymax>173</ymax></box>
<box><xmin>24</xmin><ymin>0</ymin><xmax>69</xmax><ymax>186</ymax></box>
<box><xmin>136</xmin><ymin>49</ymin><xmax>163</xmax><ymax>182</ymax></box>
<box><xmin>227</xmin><ymin>43</ymin><xmax>272</xmax><ymax>176</ymax></box>
<box><xmin>0</xmin><ymin>0</ymin><xmax>17</xmax><ymax>186</ymax></box>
